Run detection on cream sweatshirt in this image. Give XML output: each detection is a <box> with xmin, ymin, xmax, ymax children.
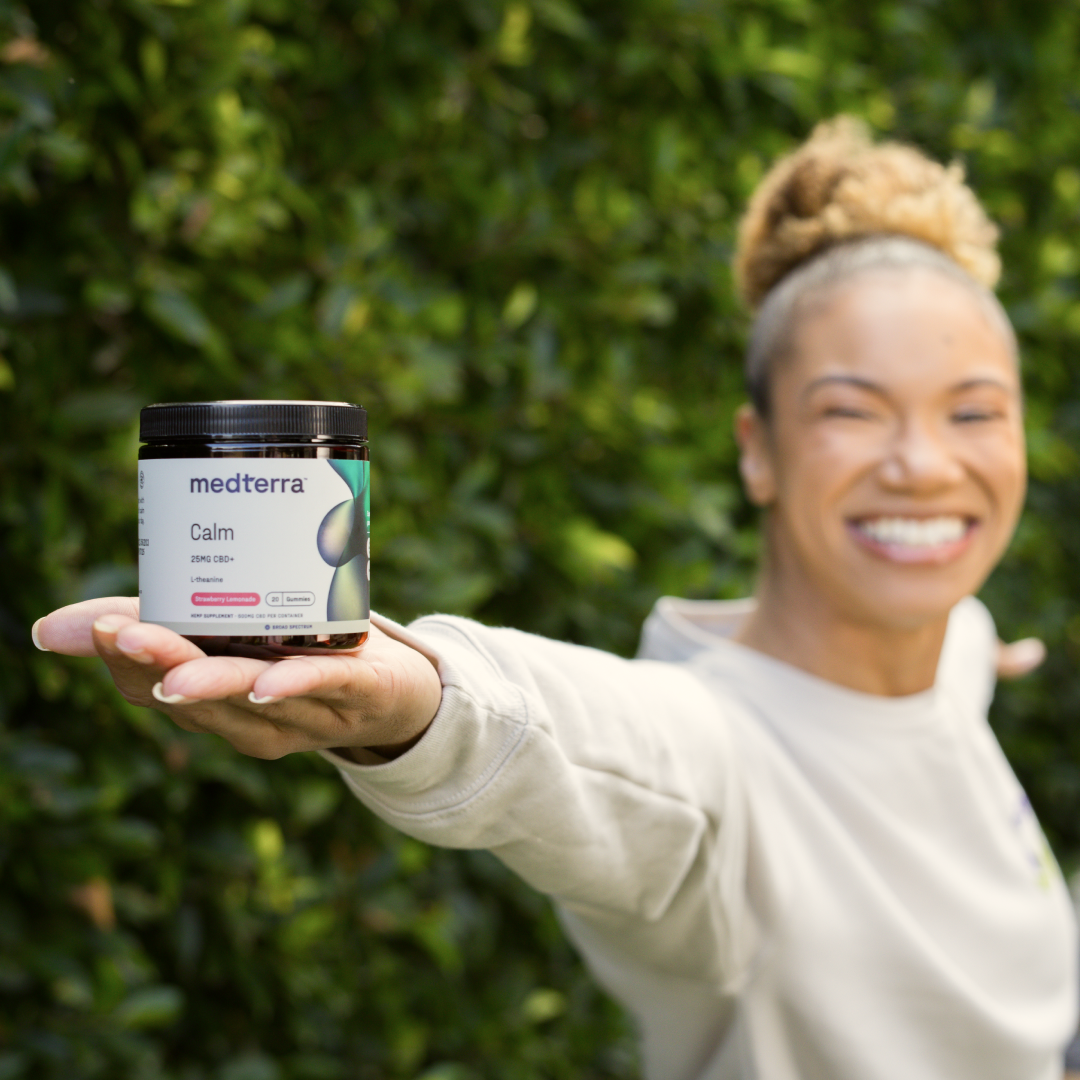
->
<box><xmin>319</xmin><ymin>597</ymin><xmax>1077</xmax><ymax>1080</ymax></box>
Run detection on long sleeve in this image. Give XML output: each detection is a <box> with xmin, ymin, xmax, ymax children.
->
<box><xmin>318</xmin><ymin>612</ymin><xmax>753</xmax><ymax>983</ymax></box>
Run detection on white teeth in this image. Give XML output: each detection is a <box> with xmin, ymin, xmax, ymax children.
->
<box><xmin>857</xmin><ymin>516</ymin><xmax>968</xmax><ymax>548</ymax></box>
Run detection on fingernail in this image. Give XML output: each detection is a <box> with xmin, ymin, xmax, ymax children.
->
<box><xmin>152</xmin><ymin>682</ymin><xmax>197</xmax><ymax>706</ymax></box>
<box><xmin>93</xmin><ymin>615</ymin><xmax>126</xmax><ymax>634</ymax></box>
<box><xmin>31</xmin><ymin>618</ymin><xmax>51</xmax><ymax>652</ymax></box>
<box><xmin>116</xmin><ymin>639</ymin><xmax>155</xmax><ymax>664</ymax></box>
<box><xmin>248</xmin><ymin>692</ymin><xmax>282</xmax><ymax>705</ymax></box>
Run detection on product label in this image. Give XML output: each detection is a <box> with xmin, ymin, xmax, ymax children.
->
<box><xmin>138</xmin><ymin>457</ymin><xmax>369</xmax><ymax>636</ymax></box>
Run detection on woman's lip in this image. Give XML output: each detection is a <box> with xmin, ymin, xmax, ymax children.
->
<box><xmin>845</xmin><ymin>519</ymin><xmax>980</xmax><ymax>565</ymax></box>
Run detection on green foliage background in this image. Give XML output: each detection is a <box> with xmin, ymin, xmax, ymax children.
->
<box><xmin>3</xmin><ymin>0</ymin><xmax>1080</xmax><ymax>1076</ymax></box>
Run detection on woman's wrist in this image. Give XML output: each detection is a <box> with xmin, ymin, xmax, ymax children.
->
<box><xmin>336</xmin><ymin>724</ymin><xmax>431</xmax><ymax>765</ymax></box>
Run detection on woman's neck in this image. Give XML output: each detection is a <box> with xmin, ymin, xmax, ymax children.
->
<box><xmin>735</xmin><ymin>554</ymin><xmax>950</xmax><ymax>698</ymax></box>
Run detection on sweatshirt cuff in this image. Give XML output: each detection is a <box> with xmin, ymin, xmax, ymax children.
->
<box><xmin>317</xmin><ymin>612</ymin><xmax>528</xmax><ymax>820</ymax></box>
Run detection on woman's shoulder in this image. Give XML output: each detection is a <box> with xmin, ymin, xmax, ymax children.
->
<box><xmin>636</xmin><ymin>596</ymin><xmax>758</xmax><ymax>663</ymax></box>
<box><xmin>638</xmin><ymin>593</ymin><xmax>999</xmax><ymax>718</ymax></box>
<box><xmin>937</xmin><ymin>596</ymin><xmax>998</xmax><ymax>716</ymax></box>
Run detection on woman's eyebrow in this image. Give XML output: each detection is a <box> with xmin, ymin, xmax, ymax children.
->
<box><xmin>802</xmin><ymin>374</ymin><xmax>887</xmax><ymax>399</ymax></box>
<box><xmin>802</xmin><ymin>374</ymin><xmax>1018</xmax><ymax>399</ymax></box>
<box><xmin>949</xmin><ymin>377</ymin><xmax>1017</xmax><ymax>394</ymax></box>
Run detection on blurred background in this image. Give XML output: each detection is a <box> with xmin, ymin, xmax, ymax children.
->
<box><xmin>2</xmin><ymin>0</ymin><xmax>1080</xmax><ymax>1077</ymax></box>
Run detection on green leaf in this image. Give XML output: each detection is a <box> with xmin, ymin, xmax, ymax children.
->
<box><xmin>522</xmin><ymin>987</ymin><xmax>567</xmax><ymax>1023</ymax></box>
<box><xmin>113</xmin><ymin>985</ymin><xmax>184</xmax><ymax>1029</ymax></box>
<box><xmin>416</xmin><ymin>1066</ymin><xmax>479</xmax><ymax>1080</ymax></box>
<box><xmin>532</xmin><ymin>0</ymin><xmax>591</xmax><ymax>40</ymax></box>
<box><xmin>250</xmin><ymin>272</ymin><xmax>312</xmax><ymax>318</ymax></box>
<box><xmin>218</xmin><ymin>1052</ymin><xmax>281</xmax><ymax>1080</ymax></box>
<box><xmin>0</xmin><ymin>267</ymin><xmax>16</xmax><ymax>313</ymax></box>
<box><xmin>502</xmin><ymin>282</ymin><xmax>537</xmax><ymax>328</ymax></box>
<box><xmin>144</xmin><ymin>289</ymin><xmax>215</xmax><ymax>347</ymax></box>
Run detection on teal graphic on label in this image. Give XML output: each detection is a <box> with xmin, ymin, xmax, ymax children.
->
<box><xmin>317</xmin><ymin>460</ymin><xmax>370</xmax><ymax>622</ymax></box>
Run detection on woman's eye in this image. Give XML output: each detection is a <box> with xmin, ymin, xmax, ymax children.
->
<box><xmin>953</xmin><ymin>409</ymin><xmax>1002</xmax><ymax>423</ymax></box>
<box><xmin>823</xmin><ymin>406</ymin><xmax>874</xmax><ymax>420</ymax></box>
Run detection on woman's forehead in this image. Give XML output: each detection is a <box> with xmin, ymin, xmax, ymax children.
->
<box><xmin>786</xmin><ymin>270</ymin><xmax>1019</xmax><ymax>389</ymax></box>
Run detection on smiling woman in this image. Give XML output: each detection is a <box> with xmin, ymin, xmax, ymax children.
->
<box><xmin>34</xmin><ymin>119</ymin><xmax>1077</xmax><ymax>1080</ymax></box>
<box><xmin>734</xmin><ymin>249</ymin><xmax>1027</xmax><ymax>691</ymax></box>
<box><xmin>726</xmin><ymin>121</ymin><xmax>1029</xmax><ymax>696</ymax></box>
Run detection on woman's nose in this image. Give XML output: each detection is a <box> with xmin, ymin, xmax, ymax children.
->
<box><xmin>877</xmin><ymin>420</ymin><xmax>966</xmax><ymax>492</ymax></box>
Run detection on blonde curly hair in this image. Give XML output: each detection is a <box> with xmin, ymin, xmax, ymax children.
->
<box><xmin>734</xmin><ymin>116</ymin><xmax>1000</xmax><ymax>310</ymax></box>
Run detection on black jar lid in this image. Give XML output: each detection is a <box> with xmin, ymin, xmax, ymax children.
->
<box><xmin>140</xmin><ymin>400</ymin><xmax>367</xmax><ymax>443</ymax></box>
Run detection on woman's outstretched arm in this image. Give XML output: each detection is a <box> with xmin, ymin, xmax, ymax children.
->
<box><xmin>32</xmin><ymin>598</ymin><xmax>748</xmax><ymax>982</ymax></box>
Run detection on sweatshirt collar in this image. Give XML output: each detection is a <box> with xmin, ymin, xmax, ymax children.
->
<box><xmin>642</xmin><ymin>596</ymin><xmax>943</xmax><ymax>733</ymax></box>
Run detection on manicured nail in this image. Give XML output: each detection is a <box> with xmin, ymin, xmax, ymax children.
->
<box><xmin>248</xmin><ymin>692</ymin><xmax>282</xmax><ymax>705</ymax></box>
<box><xmin>93</xmin><ymin>615</ymin><xmax>127</xmax><ymax>634</ymax></box>
<box><xmin>31</xmin><ymin>618</ymin><xmax>51</xmax><ymax>652</ymax></box>
<box><xmin>152</xmin><ymin>682</ymin><xmax>197</xmax><ymax>706</ymax></box>
<box><xmin>115</xmin><ymin>639</ymin><xmax>155</xmax><ymax>664</ymax></box>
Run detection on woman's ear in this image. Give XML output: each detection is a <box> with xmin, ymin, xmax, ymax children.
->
<box><xmin>735</xmin><ymin>403</ymin><xmax>777</xmax><ymax>506</ymax></box>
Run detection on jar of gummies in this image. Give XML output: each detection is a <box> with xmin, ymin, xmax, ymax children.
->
<box><xmin>138</xmin><ymin>400</ymin><xmax>369</xmax><ymax>657</ymax></box>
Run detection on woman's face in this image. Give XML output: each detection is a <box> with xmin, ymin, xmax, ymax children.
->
<box><xmin>737</xmin><ymin>268</ymin><xmax>1026</xmax><ymax>631</ymax></box>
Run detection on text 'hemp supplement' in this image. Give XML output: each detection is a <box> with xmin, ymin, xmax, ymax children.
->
<box><xmin>138</xmin><ymin>400</ymin><xmax>369</xmax><ymax>657</ymax></box>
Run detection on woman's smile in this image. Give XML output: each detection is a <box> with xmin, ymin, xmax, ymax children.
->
<box><xmin>847</xmin><ymin>514</ymin><xmax>980</xmax><ymax>565</ymax></box>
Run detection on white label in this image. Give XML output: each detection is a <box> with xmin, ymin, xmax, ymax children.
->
<box><xmin>138</xmin><ymin>457</ymin><xmax>369</xmax><ymax>636</ymax></box>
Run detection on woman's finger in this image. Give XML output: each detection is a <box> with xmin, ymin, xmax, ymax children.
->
<box><xmin>247</xmin><ymin>651</ymin><xmax>383</xmax><ymax>704</ymax></box>
<box><xmin>156</xmin><ymin>653</ymin><xmax>273</xmax><ymax>702</ymax></box>
<box><xmin>106</xmin><ymin>617</ymin><xmax>209</xmax><ymax>671</ymax></box>
<box><xmin>34</xmin><ymin>597</ymin><xmax>141</xmax><ymax>656</ymax></box>
<box><xmin>90</xmin><ymin>615</ymin><xmax>208</xmax><ymax>707</ymax></box>
<box><xmin>154</xmin><ymin>697</ymin><xmax>321</xmax><ymax>760</ymax></box>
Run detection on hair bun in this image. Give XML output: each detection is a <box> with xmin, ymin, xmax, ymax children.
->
<box><xmin>734</xmin><ymin>116</ymin><xmax>1001</xmax><ymax>309</ymax></box>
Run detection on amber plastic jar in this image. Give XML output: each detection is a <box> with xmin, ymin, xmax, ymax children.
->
<box><xmin>138</xmin><ymin>400</ymin><xmax>369</xmax><ymax>657</ymax></box>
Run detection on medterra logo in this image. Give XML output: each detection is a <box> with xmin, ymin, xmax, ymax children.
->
<box><xmin>189</xmin><ymin>473</ymin><xmax>306</xmax><ymax>494</ymax></box>
<box><xmin>316</xmin><ymin>459</ymin><xmax>370</xmax><ymax>621</ymax></box>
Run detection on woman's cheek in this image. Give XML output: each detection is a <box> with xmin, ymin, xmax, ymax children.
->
<box><xmin>802</xmin><ymin>439</ymin><xmax>882</xmax><ymax>497</ymax></box>
<box><xmin>972</xmin><ymin>438</ymin><xmax>1025</xmax><ymax>505</ymax></box>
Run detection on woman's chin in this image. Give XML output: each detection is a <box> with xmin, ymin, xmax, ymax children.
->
<box><xmin>840</xmin><ymin>576</ymin><xmax>977</xmax><ymax>632</ymax></box>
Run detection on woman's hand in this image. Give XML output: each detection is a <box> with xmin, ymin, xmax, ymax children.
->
<box><xmin>32</xmin><ymin>599</ymin><xmax>443</xmax><ymax>762</ymax></box>
<box><xmin>996</xmin><ymin>637</ymin><xmax>1046</xmax><ymax>680</ymax></box>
